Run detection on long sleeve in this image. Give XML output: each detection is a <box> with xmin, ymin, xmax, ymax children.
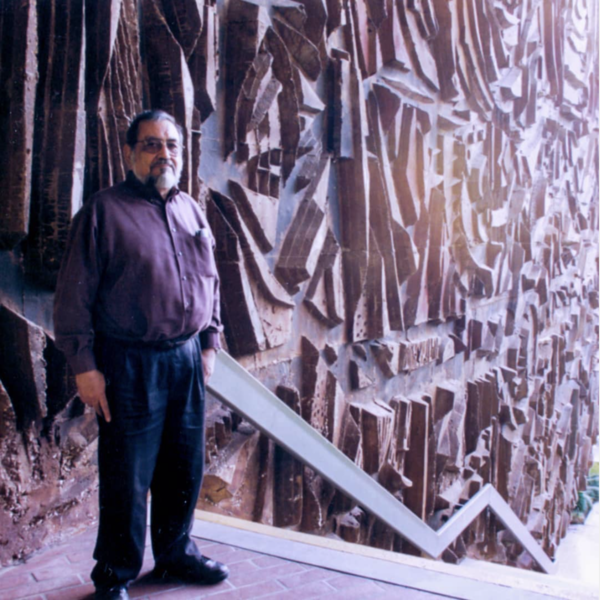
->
<box><xmin>199</xmin><ymin>239</ymin><xmax>223</xmax><ymax>351</ymax></box>
<box><xmin>53</xmin><ymin>201</ymin><xmax>103</xmax><ymax>375</ymax></box>
<box><xmin>199</xmin><ymin>279</ymin><xmax>222</xmax><ymax>350</ymax></box>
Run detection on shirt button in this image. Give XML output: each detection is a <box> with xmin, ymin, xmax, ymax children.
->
<box><xmin>172</xmin><ymin>227</ymin><xmax>177</xmax><ymax>233</ymax></box>
<box><xmin>182</xmin><ymin>276</ymin><xmax>187</xmax><ymax>281</ymax></box>
<box><xmin>177</xmin><ymin>251</ymin><xmax>183</xmax><ymax>257</ymax></box>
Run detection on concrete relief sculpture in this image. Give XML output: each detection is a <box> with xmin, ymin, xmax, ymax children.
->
<box><xmin>0</xmin><ymin>0</ymin><xmax>597</xmax><ymax>570</ymax></box>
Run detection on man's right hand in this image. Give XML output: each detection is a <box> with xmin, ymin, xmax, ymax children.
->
<box><xmin>75</xmin><ymin>370</ymin><xmax>111</xmax><ymax>422</ymax></box>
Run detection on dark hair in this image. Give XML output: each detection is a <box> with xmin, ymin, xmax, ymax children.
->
<box><xmin>125</xmin><ymin>109</ymin><xmax>183</xmax><ymax>147</ymax></box>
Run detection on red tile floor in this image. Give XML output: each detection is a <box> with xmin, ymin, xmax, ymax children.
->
<box><xmin>0</xmin><ymin>525</ymin><xmax>446</xmax><ymax>600</ymax></box>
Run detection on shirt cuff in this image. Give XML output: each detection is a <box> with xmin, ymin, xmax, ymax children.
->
<box><xmin>68</xmin><ymin>348</ymin><xmax>98</xmax><ymax>375</ymax></box>
<box><xmin>200</xmin><ymin>331</ymin><xmax>221</xmax><ymax>352</ymax></box>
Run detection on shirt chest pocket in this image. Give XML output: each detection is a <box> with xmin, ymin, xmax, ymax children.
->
<box><xmin>185</xmin><ymin>232</ymin><xmax>218</xmax><ymax>277</ymax></box>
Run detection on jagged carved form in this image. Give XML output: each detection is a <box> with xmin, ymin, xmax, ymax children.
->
<box><xmin>0</xmin><ymin>0</ymin><xmax>598</xmax><ymax>570</ymax></box>
<box><xmin>0</xmin><ymin>0</ymin><xmax>37</xmax><ymax>249</ymax></box>
<box><xmin>0</xmin><ymin>306</ymin><xmax>96</xmax><ymax>563</ymax></box>
<box><xmin>205</xmin><ymin>0</ymin><xmax>599</xmax><ymax>567</ymax></box>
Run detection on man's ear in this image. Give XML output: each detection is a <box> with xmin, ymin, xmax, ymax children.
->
<box><xmin>123</xmin><ymin>144</ymin><xmax>133</xmax><ymax>169</ymax></box>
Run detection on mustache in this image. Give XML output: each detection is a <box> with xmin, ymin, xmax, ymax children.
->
<box><xmin>151</xmin><ymin>158</ymin><xmax>175</xmax><ymax>168</ymax></box>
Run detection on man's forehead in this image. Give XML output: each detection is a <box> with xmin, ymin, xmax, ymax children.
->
<box><xmin>137</xmin><ymin>119</ymin><xmax>180</xmax><ymax>140</ymax></box>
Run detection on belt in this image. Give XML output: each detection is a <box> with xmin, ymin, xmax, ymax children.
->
<box><xmin>96</xmin><ymin>332</ymin><xmax>197</xmax><ymax>351</ymax></box>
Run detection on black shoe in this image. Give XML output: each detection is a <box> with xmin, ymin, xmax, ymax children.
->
<box><xmin>153</xmin><ymin>555</ymin><xmax>230</xmax><ymax>585</ymax></box>
<box><xmin>95</xmin><ymin>585</ymin><xmax>129</xmax><ymax>600</ymax></box>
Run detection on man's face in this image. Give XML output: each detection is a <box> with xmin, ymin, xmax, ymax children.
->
<box><xmin>125</xmin><ymin>119</ymin><xmax>183</xmax><ymax>193</ymax></box>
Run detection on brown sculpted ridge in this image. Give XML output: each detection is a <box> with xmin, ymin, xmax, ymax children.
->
<box><xmin>0</xmin><ymin>0</ymin><xmax>598</xmax><ymax>570</ymax></box>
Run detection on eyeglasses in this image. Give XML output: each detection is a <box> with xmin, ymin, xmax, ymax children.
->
<box><xmin>134</xmin><ymin>137</ymin><xmax>183</xmax><ymax>156</ymax></box>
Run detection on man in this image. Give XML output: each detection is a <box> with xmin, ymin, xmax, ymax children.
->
<box><xmin>54</xmin><ymin>110</ymin><xmax>229</xmax><ymax>600</ymax></box>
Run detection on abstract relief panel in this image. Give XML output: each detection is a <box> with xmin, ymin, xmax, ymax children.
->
<box><xmin>0</xmin><ymin>0</ymin><xmax>597</xmax><ymax>568</ymax></box>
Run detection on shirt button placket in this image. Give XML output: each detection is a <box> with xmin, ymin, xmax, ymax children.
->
<box><xmin>166</xmin><ymin>209</ymin><xmax>188</xmax><ymax>320</ymax></box>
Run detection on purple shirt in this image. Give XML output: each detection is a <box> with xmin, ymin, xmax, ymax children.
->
<box><xmin>54</xmin><ymin>172</ymin><xmax>222</xmax><ymax>375</ymax></box>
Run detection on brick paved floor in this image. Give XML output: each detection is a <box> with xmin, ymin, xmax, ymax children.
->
<box><xmin>0</xmin><ymin>526</ymin><xmax>446</xmax><ymax>600</ymax></box>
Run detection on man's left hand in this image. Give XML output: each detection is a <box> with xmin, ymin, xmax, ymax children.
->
<box><xmin>202</xmin><ymin>348</ymin><xmax>217</xmax><ymax>383</ymax></box>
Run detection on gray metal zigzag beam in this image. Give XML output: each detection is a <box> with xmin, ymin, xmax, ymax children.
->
<box><xmin>208</xmin><ymin>352</ymin><xmax>555</xmax><ymax>574</ymax></box>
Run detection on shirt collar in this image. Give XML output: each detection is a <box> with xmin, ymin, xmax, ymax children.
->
<box><xmin>125</xmin><ymin>171</ymin><xmax>180</xmax><ymax>202</ymax></box>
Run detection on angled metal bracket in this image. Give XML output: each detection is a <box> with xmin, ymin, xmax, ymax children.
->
<box><xmin>208</xmin><ymin>352</ymin><xmax>555</xmax><ymax>574</ymax></box>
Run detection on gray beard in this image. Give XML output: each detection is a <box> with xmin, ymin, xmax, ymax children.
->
<box><xmin>133</xmin><ymin>163</ymin><xmax>181</xmax><ymax>192</ymax></box>
<box><xmin>149</xmin><ymin>170</ymin><xmax>178</xmax><ymax>190</ymax></box>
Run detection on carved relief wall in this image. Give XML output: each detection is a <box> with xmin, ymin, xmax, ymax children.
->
<box><xmin>0</xmin><ymin>0</ymin><xmax>598</xmax><ymax>569</ymax></box>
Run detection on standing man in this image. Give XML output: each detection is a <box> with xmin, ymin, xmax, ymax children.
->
<box><xmin>54</xmin><ymin>110</ymin><xmax>229</xmax><ymax>600</ymax></box>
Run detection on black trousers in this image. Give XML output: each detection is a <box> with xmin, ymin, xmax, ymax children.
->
<box><xmin>91</xmin><ymin>335</ymin><xmax>206</xmax><ymax>588</ymax></box>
